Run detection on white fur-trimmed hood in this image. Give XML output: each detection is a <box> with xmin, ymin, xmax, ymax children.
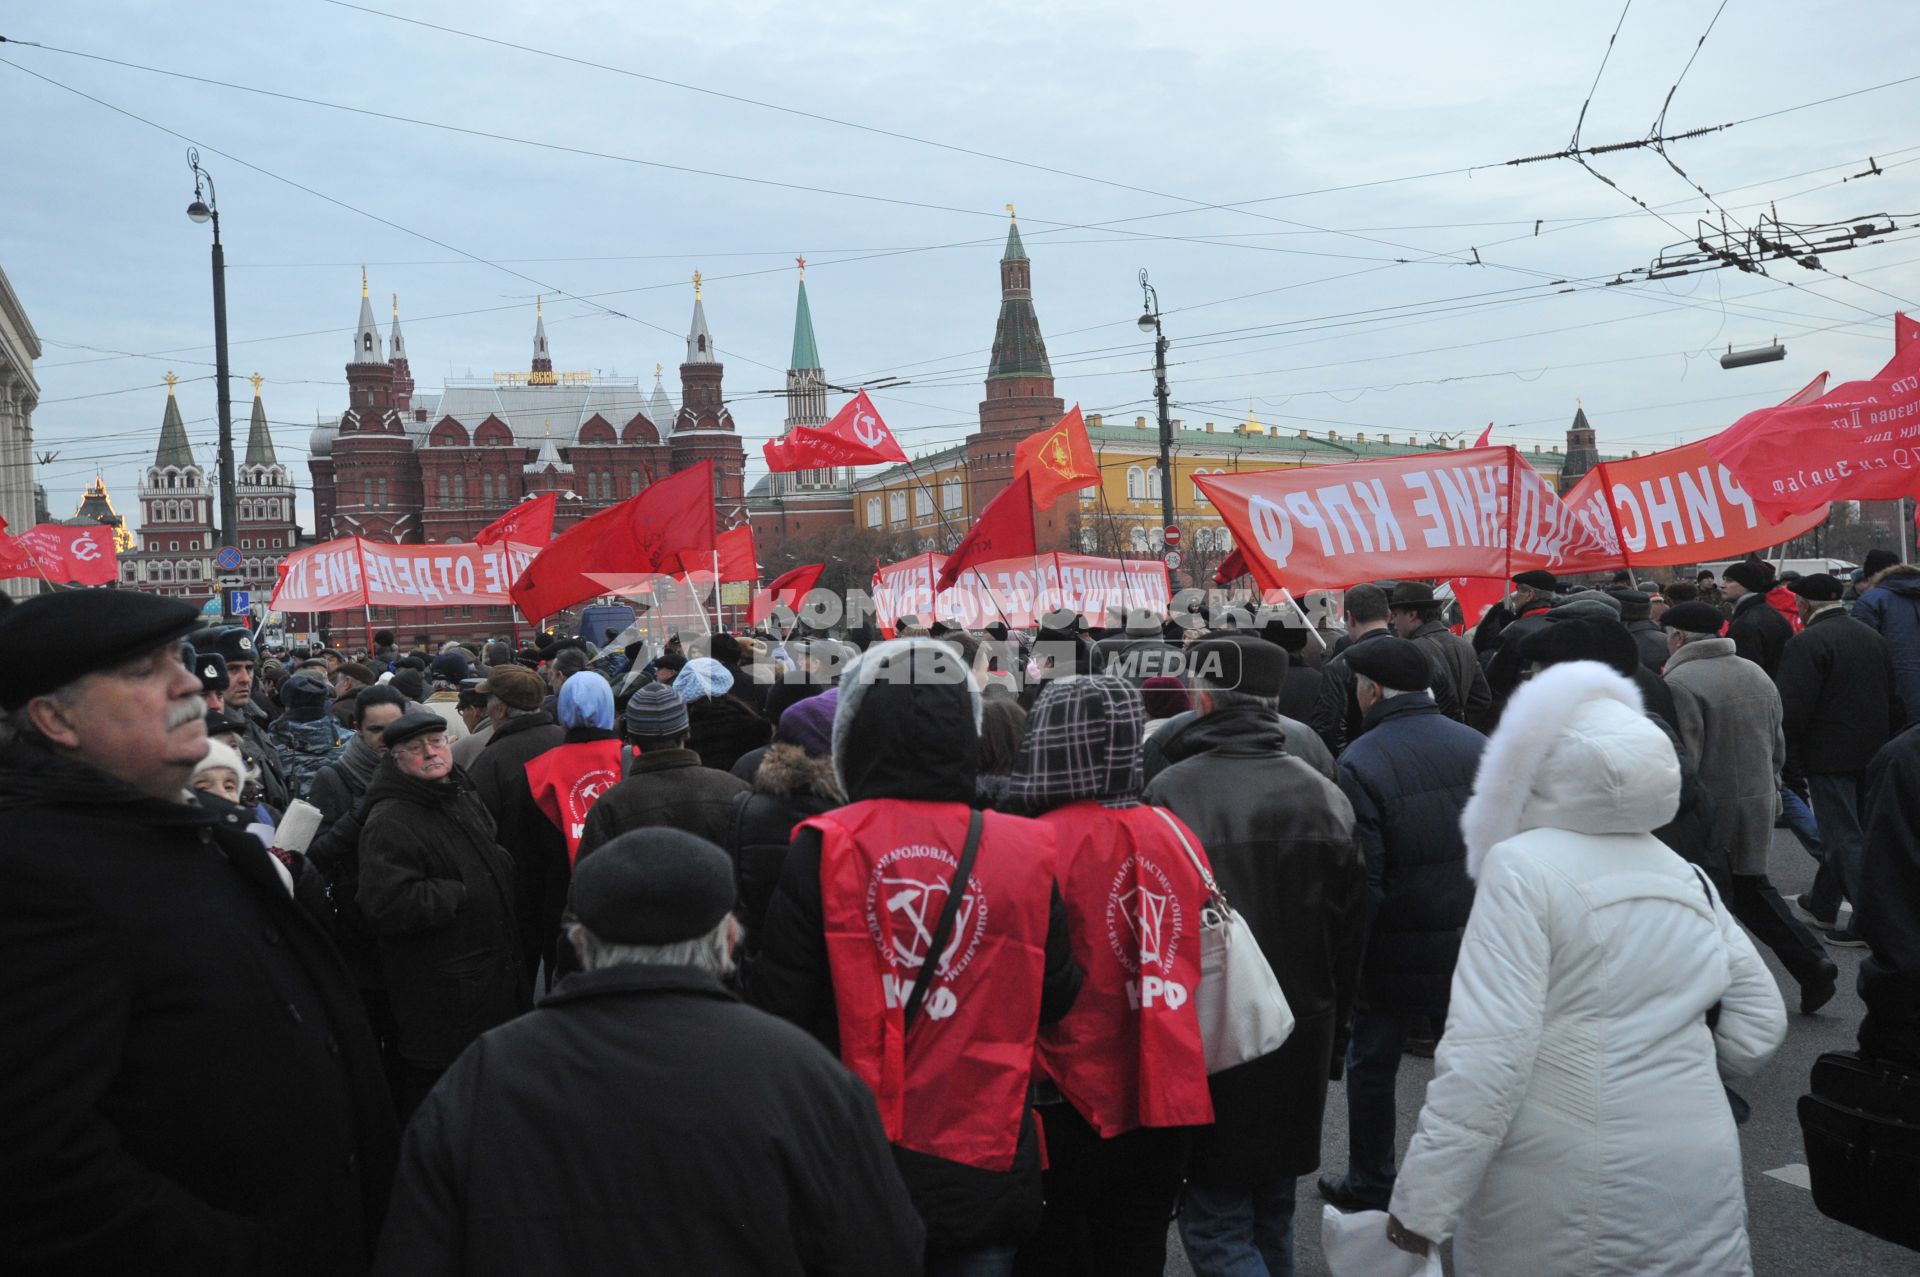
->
<box><xmin>1460</xmin><ymin>660</ymin><xmax>1679</xmax><ymax>878</ymax></box>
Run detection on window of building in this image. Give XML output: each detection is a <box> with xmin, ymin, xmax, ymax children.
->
<box><xmin>1126</xmin><ymin>466</ymin><xmax>1145</xmax><ymax>502</ymax></box>
<box><xmin>1193</xmin><ymin>469</ymin><xmax>1212</xmax><ymax>505</ymax></box>
<box><xmin>169</xmin><ymin>539</ymin><xmax>178</xmax><ymax>551</ymax></box>
<box><xmin>866</xmin><ymin>495</ymin><xmax>882</xmax><ymax>526</ymax></box>
<box><xmin>438</xmin><ymin>474</ymin><xmax>449</xmax><ymax>505</ymax></box>
<box><xmin>1195</xmin><ymin>526</ymin><xmax>1214</xmax><ymax>551</ymax></box>
<box><xmin>888</xmin><ymin>491</ymin><xmax>907</xmax><ymax>525</ymax></box>
<box><xmin>1129</xmin><ymin>527</ymin><xmax>1148</xmax><ymax>552</ymax></box>
<box><xmin>942</xmin><ymin>477</ymin><xmax>962</xmax><ymax>511</ymax></box>
<box><xmin>914</xmin><ymin>487</ymin><xmax>931</xmax><ymax>519</ymax></box>
<box><xmin>1145</xmin><ymin>466</ymin><xmax>1162</xmax><ymax>502</ymax></box>
<box><xmin>628</xmin><ymin>471</ymin><xmax>641</xmax><ymax>496</ymax></box>
<box><xmin>1216</xmin><ymin>528</ymin><xmax>1232</xmax><ymax>551</ymax></box>
<box><xmin>481</xmin><ymin>474</ymin><xmax>494</xmax><ymax>504</ymax></box>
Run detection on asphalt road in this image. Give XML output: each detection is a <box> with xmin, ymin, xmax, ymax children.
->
<box><xmin>1164</xmin><ymin>827</ymin><xmax>1916</xmax><ymax>1275</ymax></box>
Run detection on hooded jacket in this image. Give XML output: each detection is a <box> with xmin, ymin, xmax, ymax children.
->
<box><xmin>0</xmin><ymin>742</ymin><xmax>397</xmax><ymax>1275</ymax></box>
<box><xmin>749</xmin><ymin>638</ymin><xmax>1082</xmax><ymax>1253</ymax></box>
<box><xmin>356</xmin><ymin>760</ymin><xmax>527</xmax><ymax>1069</ymax></box>
<box><xmin>1389</xmin><ymin>663</ymin><xmax>1786</xmax><ymax>1276</ymax></box>
<box><xmin>1142</xmin><ymin>700</ymin><xmax>1366</xmax><ymax>1185</ymax></box>
<box><xmin>1853</xmin><ymin>568</ymin><xmax>1920</xmax><ymax>719</ymax></box>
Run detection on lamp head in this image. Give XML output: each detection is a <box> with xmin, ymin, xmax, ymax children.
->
<box><xmin>186</xmin><ymin>199</ymin><xmax>212</xmax><ymax>224</ymax></box>
<box><xmin>1137</xmin><ymin>311</ymin><xmax>1157</xmax><ymax>333</ymax></box>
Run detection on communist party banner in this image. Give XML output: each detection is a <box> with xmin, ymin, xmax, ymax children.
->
<box><xmin>762</xmin><ymin>390</ymin><xmax>907</xmax><ymax>471</ymax></box>
<box><xmin>873</xmin><ymin>551</ymin><xmax>1171</xmax><ymax>634</ymax></box>
<box><xmin>473</xmin><ymin>490</ymin><xmax>559</xmax><ymax>547</ymax></box>
<box><xmin>511</xmin><ymin>460</ymin><xmax>716</xmax><ymax>620</ymax></box>
<box><xmin>1560</xmin><ymin>374</ymin><xmax>1833</xmax><ymax>568</ymax></box>
<box><xmin>270</xmin><ymin>538</ymin><xmax>541</xmax><ymax>612</ymax></box>
<box><xmin>0</xmin><ymin>523</ymin><xmax>118</xmax><ymax>585</ymax></box>
<box><xmin>1014</xmin><ymin>406</ymin><xmax>1100</xmax><ymax>509</ymax></box>
<box><xmin>1708</xmin><ymin>316</ymin><xmax>1920</xmax><ymax>520</ymax></box>
<box><xmin>1194</xmin><ymin>445</ymin><xmax>1622</xmax><ymax>594</ymax></box>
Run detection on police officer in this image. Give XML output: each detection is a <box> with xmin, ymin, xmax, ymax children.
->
<box><xmin>193</xmin><ymin>624</ymin><xmax>290</xmax><ymax>808</ymax></box>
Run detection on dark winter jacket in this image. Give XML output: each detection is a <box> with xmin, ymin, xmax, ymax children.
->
<box><xmin>371</xmin><ymin>964</ymin><xmax>923</xmax><ymax>1277</ymax></box>
<box><xmin>270</xmin><ymin>714</ymin><xmax>354</xmax><ymax>803</ymax></box>
<box><xmin>725</xmin><ymin>745</ymin><xmax>842</xmax><ymax>979</ymax></box>
<box><xmin>1278</xmin><ymin>663</ymin><xmax>1332</xmax><ymax>731</ymax></box>
<box><xmin>356</xmin><ymin>761</ymin><xmax>527</xmax><ymax>1070</ymax></box>
<box><xmin>464</xmin><ymin>711</ymin><xmax>569</xmax><ymax>984</ymax></box>
<box><xmin>1484</xmin><ymin>599</ymin><xmax>1556</xmax><ymax>715</ymax></box>
<box><xmin>308</xmin><ymin>743</ymin><xmax>385</xmax><ymax>986</ymax></box>
<box><xmin>1859</xmin><ymin>724</ymin><xmax>1920</xmax><ymax>1067</ymax></box>
<box><xmin>234</xmin><ymin>698</ymin><xmax>292</xmax><ymax>810</ymax></box>
<box><xmin>1407</xmin><ymin>618</ymin><xmax>1493</xmax><ymax>729</ymax></box>
<box><xmin>1089</xmin><ymin>633</ymin><xmax>1187</xmax><ymax>684</ymax></box>
<box><xmin>1776</xmin><ymin>606</ymin><xmax>1903</xmax><ymax>775</ymax></box>
<box><xmin>1311</xmin><ymin>629</ymin><xmax>1459</xmax><ymax>755</ymax></box>
<box><xmin>1627</xmin><ymin>618</ymin><xmax>1669</xmax><ymax>673</ymax></box>
<box><xmin>1727</xmin><ymin>590</ymin><xmax>1794</xmax><ymax>677</ymax></box>
<box><xmin>1853</xmin><ymin>569</ymin><xmax>1920</xmax><ymax>719</ymax></box>
<box><xmin>576</xmin><ymin>747</ymin><xmax>752</xmax><ymax>862</ymax></box>
<box><xmin>1144</xmin><ymin>706</ymin><xmax>1336</xmax><ymax>785</ymax></box>
<box><xmin>749</xmin><ymin>641</ymin><xmax>1083</xmax><ymax>1253</ymax></box>
<box><xmin>0</xmin><ymin>743</ymin><xmax>397</xmax><ymax>1275</ymax></box>
<box><xmin>686</xmin><ymin>693</ymin><xmax>773</xmax><ymax>775</ymax></box>
<box><xmin>1143</xmin><ymin>701</ymin><xmax>1366</xmax><ymax>1186</ymax></box>
<box><xmin>1334</xmin><ymin>693</ymin><xmax>1483</xmax><ymax>1016</ymax></box>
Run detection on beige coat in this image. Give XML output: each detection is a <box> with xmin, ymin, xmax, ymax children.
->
<box><xmin>1663</xmin><ymin>637</ymin><xmax>1785</xmax><ymax>874</ymax></box>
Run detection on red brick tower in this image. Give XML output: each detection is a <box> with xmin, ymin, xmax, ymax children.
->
<box><xmin>670</xmin><ymin>271</ymin><xmax>748</xmax><ymax>527</ymax></box>
<box><xmin>966</xmin><ymin>211</ymin><xmax>1071</xmax><ymax>550</ymax></box>
<box><xmin>330</xmin><ymin>269</ymin><xmax>422</xmax><ymax>541</ymax></box>
<box><xmin>388</xmin><ymin>293</ymin><xmax>413</xmax><ymax>415</ymax></box>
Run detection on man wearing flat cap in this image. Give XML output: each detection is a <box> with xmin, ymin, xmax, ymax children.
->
<box><xmin>1318</xmin><ymin>633</ymin><xmax>1485</xmax><ymax>1216</ymax></box>
<box><xmin>1480</xmin><ymin>570</ymin><xmax>1561</xmax><ymax>719</ymax></box>
<box><xmin>1720</xmin><ymin>558</ymin><xmax>1794</xmax><ymax>677</ymax></box>
<box><xmin>0</xmin><ymin>591</ymin><xmax>398</xmax><ymax>1273</ymax></box>
<box><xmin>1608</xmin><ymin>588</ymin><xmax>1670</xmax><ymax>673</ymax></box>
<box><xmin>1145</xmin><ymin>632</ymin><xmax>1366</xmax><ymax>1272</ymax></box>
<box><xmin>1777</xmin><ymin>573</ymin><xmax>1904</xmax><ymax>946</ymax></box>
<box><xmin>374</xmin><ymin>828</ymin><xmax>924</xmax><ymax>1276</ymax></box>
<box><xmin>193</xmin><ymin>624</ymin><xmax>291</xmax><ymax>809</ymax></box>
<box><xmin>1388</xmin><ymin>581</ymin><xmax>1492</xmax><ymax>729</ymax></box>
<box><xmin>356</xmin><ymin>710</ymin><xmax>528</xmax><ymax>1120</ymax></box>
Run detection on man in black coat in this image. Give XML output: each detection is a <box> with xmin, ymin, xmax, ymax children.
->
<box><xmin>1143</xmin><ymin>634</ymin><xmax>1366</xmax><ymax>1276</ymax></box>
<box><xmin>357</xmin><ymin>712</ymin><xmax>528</xmax><ymax>1121</ymax></box>
<box><xmin>1388</xmin><ymin>582</ymin><xmax>1493</xmax><ymax>730</ymax></box>
<box><xmin>1722</xmin><ymin>559</ymin><xmax>1794</xmax><ymax>677</ymax></box>
<box><xmin>1482</xmin><ymin>570</ymin><xmax>1560</xmax><ymax>717</ymax></box>
<box><xmin>1859</xmin><ymin>723</ymin><xmax>1920</xmax><ymax>1066</ymax></box>
<box><xmin>464</xmin><ymin>664</ymin><xmax>568</xmax><ymax>986</ymax></box>
<box><xmin>578</xmin><ymin>683</ymin><xmax>751</xmax><ymax>860</ymax></box>
<box><xmin>1778</xmin><ymin>574</ymin><xmax>1905</xmax><ymax>946</ymax></box>
<box><xmin>0</xmin><ymin>592</ymin><xmax>397</xmax><ymax>1275</ymax></box>
<box><xmin>1315</xmin><ymin>641</ymin><xmax>1483</xmax><ymax>1214</ymax></box>
<box><xmin>374</xmin><ymin>829</ymin><xmax>923</xmax><ymax>1277</ymax></box>
<box><xmin>1312</xmin><ymin>585</ymin><xmax>1456</xmax><ymax>755</ymax></box>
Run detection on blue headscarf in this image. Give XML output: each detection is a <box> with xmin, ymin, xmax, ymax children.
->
<box><xmin>673</xmin><ymin>656</ymin><xmax>735</xmax><ymax>703</ymax></box>
<box><xmin>556</xmin><ymin>671</ymin><xmax>615</xmax><ymax>731</ymax></box>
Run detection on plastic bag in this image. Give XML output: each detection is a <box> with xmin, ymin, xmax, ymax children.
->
<box><xmin>1320</xmin><ymin>1205</ymin><xmax>1442</xmax><ymax>1277</ymax></box>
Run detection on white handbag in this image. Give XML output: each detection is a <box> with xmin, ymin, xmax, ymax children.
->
<box><xmin>1150</xmin><ymin>806</ymin><xmax>1295</xmax><ymax>1073</ymax></box>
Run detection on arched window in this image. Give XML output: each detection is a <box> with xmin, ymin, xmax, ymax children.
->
<box><xmin>628</xmin><ymin>471</ymin><xmax>641</xmax><ymax>496</ymax></box>
<box><xmin>1195</xmin><ymin>526</ymin><xmax>1214</xmax><ymax>551</ymax></box>
<box><xmin>1125</xmin><ymin>466</ymin><xmax>1144</xmax><ymax>501</ymax></box>
<box><xmin>1193</xmin><ymin>469</ymin><xmax>1212</xmax><ymax>506</ymax></box>
<box><xmin>453</xmin><ymin>476</ymin><xmax>466</xmax><ymax>508</ymax></box>
<box><xmin>1216</xmin><ymin>528</ymin><xmax>1232</xmax><ymax>552</ymax></box>
<box><xmin>941</xmin><ymin>477</ymin><xmax>962</xmax><ymax>511</ymax></box>
<box><xmin>1129</xmin><ymin>526</ymin><xmax>1148</xmax><ymax>552</ymax></box>
<box><xmin>1145</xmin><ymin>466</ymin><xmax>1162</xmax><ymax>501</ymax></box>
<box><xmin>438</xmin><ymin>474</ymin><xmax>450</xmax><ymax>505</ymax></box>
<box><xmin>481</xmin><ymin>474</ymin><xmax>494</xmax><ymax>504</ymax></box>
<box><xmin>888</xmin><ymin>491</ymin><xmax>907</xmax><ymax>525</ymax></box>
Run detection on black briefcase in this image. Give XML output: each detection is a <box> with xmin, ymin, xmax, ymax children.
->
<box><xmin>1797</xmin><ymin>1050</ymin><xmax>1920</xmax><ymax>1251</ymax></box>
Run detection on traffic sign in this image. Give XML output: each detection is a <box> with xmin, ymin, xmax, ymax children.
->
<box><xmin>214</xmin><ymin>545</ymin><xmax>242</xmax><ymax>571</ymax></box>
<box><xmin>218</xmin><ymin>573</ymin><xmax>247</xmax><ymax>589</ymax></box>
<box><xmin>1163</xmin><ymin>551</ymin><xmax>1182</xmax><ymax>571</ymax></box>
<box><xmin>225</xmin><ymin>590</ymin><xmax>251</xmax><ymax>615</ymax></box>
<box><xmin>1163</xmin><ymin>525</ymin><xmax>1182</xmax><ymax>547</ymax></box>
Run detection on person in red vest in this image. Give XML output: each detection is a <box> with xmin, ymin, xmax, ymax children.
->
<box><xmin>752</xmin><ymin>637</ymin><xmax>1082</xmax><ymax>1277</ymax></box>
<box><xmin>1001</xmin><ymin>675</ymin><xmax>1213</xmax><ymax>1277</ymax></box>
<box><xmin>524</xmin><ymin>673</ymin><xmax>627</xmax><ymax>866</ymax></box>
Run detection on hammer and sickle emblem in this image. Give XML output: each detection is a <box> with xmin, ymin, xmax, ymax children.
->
<box><xmin>852</xmin><ymin>411</ymin><xmax>886</xmax><ymax>449</ymax></box>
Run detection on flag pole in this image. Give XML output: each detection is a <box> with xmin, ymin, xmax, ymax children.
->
<box><xmin>901</xmin><ymin>456</ymin><xmax>1011</xmax><ymax>628</ymax></box>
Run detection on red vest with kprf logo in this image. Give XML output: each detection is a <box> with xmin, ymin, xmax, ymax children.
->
<box><xmin>1035</xmin><ymin>802</ymin><xmax>1213</xmax><ymax>1137</ymax></box>
<box><xmin>523</xmin><ymin>740</ymin><xmax>626</xmax><ymax>863</ymax></box>
<box><xmin>807</xmin><ymin>798</ymin><xmax>1056</xmax><ymax>1173</ymax></box>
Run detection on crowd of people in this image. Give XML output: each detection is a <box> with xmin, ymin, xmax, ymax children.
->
<box><xmin>1</xmin><ymin>548</ymin><xmax>1917</xmax><ymax>1275</ymax></box>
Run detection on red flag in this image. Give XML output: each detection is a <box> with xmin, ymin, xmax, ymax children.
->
<box><xmin>1445</xmin><ymin>576</ymin><xmax>1508</xmax><ymax>635</ymax></box>
<box><xmin>0</xmin><ymin>524</ymin><xmax>118</xmax><ymax>586</ymax></box>
<box><xmin>763</xmin><ymin>390</ymin><xmax>906</xmax><ymax>471</ymax></box>
<box><xmin>749</xmin><ymin>562</ymin><xmax>827</xmax><ymax>625</ymax></box>
<box><xmin>1212</xmin><ymin>547</ymin><xmax>1248</xmax><ymax>586</ymax></box>
<box><xmin>1898</xmin><ymin>311</ymin><xmax>1919</xmax><ymax>353</ymax></box>
<box><xmin>937</xmin><ymin>473</ymin><xmax>1036</xmax><ymax>591</ymax></box>
<box><xmin>1014</xmin><ymin>405</ymin><xmax>1099</xmax><ymax>510</ymax></box>
<box><xmin>510</xmin><ymin>461</ymin><xmax>715</xmax><ymax>620</ymax></box>
<box><xmin>680</xmin><ymin>524</ymin><xmax>757</xmax><ymax>583</ymax></box>
<box><xmin>1472</xmin><ymin>422</ymin><xmax>1493</xmax><ymax>448</ymax></box>
<box><xmin>474</xmin><ymin>490</ymin><xmax>558</xmax><ymax>547</ymax></box>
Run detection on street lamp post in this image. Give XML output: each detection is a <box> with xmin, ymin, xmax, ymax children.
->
<box><xmin>1138</xmin><ymin>269</ymin><xmax>1178</xmax><ymax>590</ymax></box>
<box><xmin>186</xmin><ymin>148</ymin><xmax>238</xmax><ymax>622</ymax></box>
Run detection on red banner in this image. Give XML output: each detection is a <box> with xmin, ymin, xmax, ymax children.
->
<box><xmin>0</xmin><ymin>524</ymin><xmax>118</xmax><ymax>585</ymax></box>
<box><xmin>680</xmin><ymin>524</ymin><xmax>756</xmax><ymax>583</ymax></box>
<box><xmin>750</xmin><ymin>562</ymin><xmax>826</xmax><ymax>625</ymax></box>
<box><xmin>473</xmin><ymin>490</ymin><xmax>558</xmax><ymax>547</ymax></box>
<box><xmin>1708</xmin><ymin>317</ymin><xmax>1920</xmax><ymax>520</ymax></box>
<box><xmin>762</xmin><ymin>390</ymin><xmax>907</xmax><ymax>471</ymax></box>
<box><xmin>270</xmin><ymin>538</ymin><xmax>541</xmax><ymax>613</ymax></box>
<box><xmin>937</xmin><ymin>473</ymin><xmax>1037</xmax><ymax>591</ymax></box>
<box><xmin>1014</xmin><ymin>406</ymin><xmax>1100</xmax><ymax>510</ymax></box>
<box><xmin>1195</xmin><ymin>446</ymin><xmax>1620</xmax><ymax>594</ymax></box>
<box><xmin>873</xmin><ymin>552</ymin><xmax>1171</xmax><ymax>634</ymax></box>
<box><xmin>510</xmin><ymin>461</ymin><xmax>716</xmax><ymax>620</ymax></box>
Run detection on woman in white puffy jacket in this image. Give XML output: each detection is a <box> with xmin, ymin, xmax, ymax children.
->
<box><xmin>1386</xmin><ymin>660</ymin><xmax>1787</xmax><ymax>1276</ymax></box>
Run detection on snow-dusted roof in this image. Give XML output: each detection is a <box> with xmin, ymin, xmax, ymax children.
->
<box><xmin>398</xmin><ymin>377</ymin><xmax>677</xmax><ymax>448</ymax></box>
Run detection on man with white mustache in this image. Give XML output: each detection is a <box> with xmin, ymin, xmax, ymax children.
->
<box><xmin>0</xmin><ymin>591</ymin><xmax>398</xmax><ymax>1274</ymax></box>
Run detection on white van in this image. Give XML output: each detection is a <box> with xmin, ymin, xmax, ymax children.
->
<box><xmin>1696</xmin><ymin>557</ymin><xmax>1859</xmax><ymax>580</ymax></box>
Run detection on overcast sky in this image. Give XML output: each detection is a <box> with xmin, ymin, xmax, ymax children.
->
<box><xmin>7</xmin><ymin>0</ymin><xmax>1920</xmax><ymax>533</ymax></box>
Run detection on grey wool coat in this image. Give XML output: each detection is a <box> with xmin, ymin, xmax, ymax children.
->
<box><xmin>1663</xmin><ymin>637</ymin><xmax>1785</xmax><ymax>875</ymax></box>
